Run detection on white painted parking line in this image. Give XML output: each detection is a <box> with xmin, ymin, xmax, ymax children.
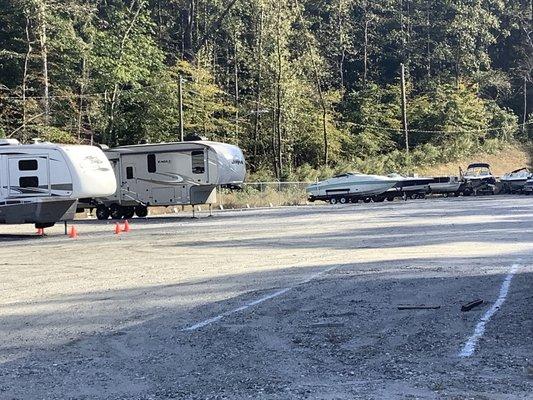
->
<box><xmin>182</xmin><ymin>264</ymin><xmax>339</xmax><ymax>331</ymax></box>
<box><xmin>459</xmin><ymin>264</ymin><xmax>520</xmax><ymax>358</ymax></box>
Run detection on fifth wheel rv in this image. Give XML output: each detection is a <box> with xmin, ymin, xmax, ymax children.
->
<box><xmin>87</xmin><ymin>141</ymin><xmax>246</xmax><ymax>220</ymax></box>
<box><xmin>0</xmin><ymin>139</ymin><xmax>116</xmax><ymax>228</ymax></box>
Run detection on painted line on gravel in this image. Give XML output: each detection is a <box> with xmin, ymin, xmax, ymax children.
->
<box><xmin>459</xmin><ymin>264</ymin><xmax>520</xmax><ymax>358</ymax></box>
<box><xmin>182</xmin><ymin>264</ymin><xmax>339</xmax><ymax>331</ymax></box>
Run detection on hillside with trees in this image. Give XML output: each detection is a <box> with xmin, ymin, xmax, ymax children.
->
<box><xmin>0</xmin><ymin>0</ymin><xmax>531</xmax><ymax>179</ymax></box>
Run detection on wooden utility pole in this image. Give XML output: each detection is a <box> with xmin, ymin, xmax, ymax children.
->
<box><xmin>522</xmin><ymin>75</ymin><xmax>527</xmax><ymax>135</ymax></box>
<box><xmin>178</xmin><ymin>75</ymin><xmax>184</xmax><ymax>141</ymax></box>
<box><xmin>400</xmin><ymin>63</ymin><xmax>409</xmax><ymax>154</ymax></box>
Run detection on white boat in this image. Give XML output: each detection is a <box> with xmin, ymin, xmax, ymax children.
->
<box><xmin>0</xmin><ymin>139</ymin><xmax>116</xmax><ymax>228</ymax></box>
<box><xmin>500</xmin><ymin>167</ymin><xmax>532</xmax><ymax>193</ymax></box>
<box><xmin>461</xmin><ymin>163</ymin><xmax>496</xmax><ymax>195</ymax></box>
<box><xmin>306</xmin><ymin>172</ymin><xmax>399</xmax><ymax>204</ymax></box>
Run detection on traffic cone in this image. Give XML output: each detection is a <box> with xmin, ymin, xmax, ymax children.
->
<box><xmin>114</xmin><ymin>222</ymin><xmax>121</xmax><ymax>235</ymax></box>
<box><xmin>122</xmin><ymin>220</ymin><xmax>131</xmax><ymax>233</ymax></box>
<box><xmin>68</xmin><ymin>226</ymin><xmax>78</xmax><ymax>239</ymax></box>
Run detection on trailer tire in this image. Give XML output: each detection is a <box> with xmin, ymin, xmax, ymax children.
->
<box><xmin>109</xmin><ymin>204</ymin><xmax>123</xmax><ymax>220</ymax></box>
<box><xmin>329</xmin><ymin>198</ymin><xmax>337</xmax><ymax>205</ymax></box>
<box><xmin>96</xmin><ymin>205</ymin><xmax>110</xmax><ymax>221</ymax></box>
<box><xmin>122</xmin><ymin>207</ymin><xmax>135</xmax><ymax>219</ymax></box>
<box><xmin>135</xmin><ymin>205</ymin><xmax>148</xmax><ymax>218</ymax></box>
<box><xmin>339</xmin><ymin>197</ymin><xmax>347</xmax><ymax>204</ymax></box>
<box><xmin>386</xmin><ymin>196</ymin><xmax>395</xmax><ymax>202</ymax></box>
<box><xmin>363</xmin><ymin>197</ymin><xmax>371</xmax><ymax>203</ymax></box>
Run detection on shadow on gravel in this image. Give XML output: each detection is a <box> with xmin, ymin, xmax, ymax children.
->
<box><xmin>0</xmin><ymin>234</ymin><xmax>43</xmax><ymax>242</ymax></box>
<box><xmin>0</xmin><ymin>260</ymin><xmax>531</xmax><ymax>399</ymax></box>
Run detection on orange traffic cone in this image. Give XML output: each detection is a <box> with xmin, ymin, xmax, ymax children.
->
<box><xmin>68</xmin><ymin>226</ymin><xmax>78</xmax><ymax>239</ymax></box>
<box><xmin>114</xmin><ymin>222</ymin><xmax>121</xmax><ymax>235</ymax></box>
<box><xmin>122</xmin><ymin>220</ymin><xmax>131</xmax><ymax>233</ymax></box>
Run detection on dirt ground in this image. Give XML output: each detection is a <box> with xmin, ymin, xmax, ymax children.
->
<box><xmin>0</xmin><ymin>196</ymin><xmax>532</xmax><ymax>399</ymax></box>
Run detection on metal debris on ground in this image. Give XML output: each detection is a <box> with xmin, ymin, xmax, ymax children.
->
<box><xmin>461</xmin><ymin>299</ymin><xmax>484</xmax><ymax>312</ymax></box>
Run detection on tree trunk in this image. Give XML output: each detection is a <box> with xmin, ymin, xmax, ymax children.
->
<box><xmin>22</xmin><ymin>11</ymin><xmax>32</xmax><ymax>141</ymax></box>
<box><xmin>426</xmin><ymin>1</ymin><xmax>431</xmax><ymax>78</ymax></box>
<box><xmin>37</xmin><ymin>1</ymin><xmax>50</xmax><ymax>125</ymax></box>
<box><xmin>363</xmin><ymin>5</ymin><xmax>371</xmax><ymax>85</ymax></box>
<box><xmin>252</xmin><ymin>3</ymin><xmax>264</xmax><ymax>170</ymax></box>
<box><xmin>275</xmin><ymin>4</ymin><xmax>283</xmax><ymax>177</ymax></box>
<box><xmin>78</xmin><ymin>54</ymin><xmax>87</xmax><ymax>142</ymax></box>
<box><xmin>106</xmin><ymin>0</ymin><xmax>144</xmax><ymax>144</ymax></box>
<box><xmin>183</xmin><ymin>0</ymin><xmax>195</xmax><ymax>61</ymax></box>
<box><xmin>234</xmin><ymin>30</ymin><xmax>239</xmax><ymax>140</ymax></box>
<box><xmin>522</xmin><ymin>75</ymin><xmax>527</xmax><ymax>136</ymax></box>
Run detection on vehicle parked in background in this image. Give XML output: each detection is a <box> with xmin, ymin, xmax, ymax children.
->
<box><xmin>0</xmin><ymin>139</ymin><xmax>116</xmax><ymax>228</ymax></box>
<box><xmin>306</xmin><ymin>173</ymin><xmax>399</xmax><ymax>204</ymax></box>
<box><xmin>500</xmin><ymin>167</ymin><xmax>532</xmax><ymax>193</ymax></box>
<box><xmin>81</xmin><ymin>140</ymin><xmax>246</xmax><ymax>220</ymax></box>
<box><xmin>460</xmin><ymin>163</ymin><xmax>496</xmax><ymax>195</ymax></box>
<box><xmin>428</xmin><ymin>176</ymin><xmax>462</xmax><ymax>197</ymax></box>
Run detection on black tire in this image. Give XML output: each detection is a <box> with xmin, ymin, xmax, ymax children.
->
<box><xmin>339</xmin><ymin>197</ymin><xmax>347</xmax><ymax>204</ymax></box>
<box><xmin>122</xmin><ymin>206</ymin><xmax>135</xmax><ymax>219</ymax></box>
<box><xmin>329</xmin><ymin>198</ymin><xmax>337</xmax><ymax>205</ymax></box>
<box><xmin>454</xmin><ymin>191</ymin><xmax>461</xmax><ymax>197</ymax></box>
<box><xmin>109</xmin><ymin>204</ymin><xmax>123</xmax><ymax>220</ymax></box>
<box><xmin>363</xmin><ymin>197</ymin><xmax>371</xmax><ymax>203</ymax></box>
<box><xmin>374</xmin><ymin>196</ymin><xmax>385</xmax><ymax>202</ymax></box>
<box><xmin>386</xmin><ymin>196</ymin><xmax>395</xmax><ymax>202</ymax></box>
<box><xmin>96</xmin><ymin>205</ymin><xmax>110</xmax><ymax>220</ymax></box>
<box><xmin>135</xmin><ymin>205</ymin><xmax>148</xmax><ymax>218</ymax></box>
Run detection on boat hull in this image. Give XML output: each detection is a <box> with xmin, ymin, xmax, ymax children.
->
<box><xmin>307</xmin><ymin>179</ymin><xmax>397</xmax><ymax>201</ymax></box>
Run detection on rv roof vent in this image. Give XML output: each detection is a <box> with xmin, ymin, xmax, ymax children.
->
<box><xmin>0</xmin><ymin>138</ymin><xmax>20</xmax><ymax>146</ymax></box>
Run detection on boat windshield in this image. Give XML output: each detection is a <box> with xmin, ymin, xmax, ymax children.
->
<box><xmin>332</xmin><ymin>173</ymin><xmax>354</xmax><ymax>178</ymax></box>
<box><xmin>464</xmin><ymin>166</ymin><xmax>491</xmax><ymax>177</ymax></box>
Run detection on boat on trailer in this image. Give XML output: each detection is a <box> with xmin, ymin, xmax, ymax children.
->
<box><xmin>385</xmin><ymin>174</ymin><xmax>433</xmax><ymax>199</ymax></box>
<box><xmin>306</xmin><ymin>173</ymin><xmax>400</xmax><ymax>204</ymax></box>
<box><xmin>461</xmin><ymin>163</ymin><xmax>496</xmax><ymax>195</ymax></box>
<box><xmin>0</xmin><ymin>139</ymin><xmax>116</xmax><ymax>228</ymax></box>
<box><xmin>428</xmin><ymin>176</ymin><xmax>462</xmax><ymax>196</ymax></box>
<box><xmin>500</xmin><ymin>167</ymin><xmax>532</xmax><ymax>193</ymax></box>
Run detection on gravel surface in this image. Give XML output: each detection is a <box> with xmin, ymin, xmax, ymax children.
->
<box><xmin>0</xmin><ymin>196</ymin><xmax>532</xmax><ymax>399</ymax></box>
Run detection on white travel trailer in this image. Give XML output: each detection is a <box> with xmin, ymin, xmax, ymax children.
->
<box><xmin>0</xmin><ymin>139</ymin><xmax>116</xmax><ymax>228</ymax></box>
<box><xmin>88</xmin><ymin>141</ymin><xmax>246</xmax><ymax>220</ymax></box>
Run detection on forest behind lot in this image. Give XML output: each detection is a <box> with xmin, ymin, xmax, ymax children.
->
<box><xmin>0</xmin><ymin>0</ymin><xmax>532</xmax><ymax>179</ymax></box>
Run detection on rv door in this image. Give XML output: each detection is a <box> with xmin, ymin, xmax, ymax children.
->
<box><xmin>191</xmin><ymin>150</ymin><xmax>207</xmax><ymax>183</ymax></box>
<box><xmin>7</xmin><ymin>155</ymin><xmax>50</xmax><ymax>198</ymax></box>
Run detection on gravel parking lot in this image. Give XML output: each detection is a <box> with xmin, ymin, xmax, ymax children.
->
<box><xmin>0</xmin><ymin>196</ymin><xmax>532</xmax><ymax>399</ymax></box>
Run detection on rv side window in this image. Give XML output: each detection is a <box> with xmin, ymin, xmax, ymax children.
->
<box><xmin>147</xmin><ymin>154</ymin><xmax>156</xmax><ymax>173</ymax></box>
<box><xmin>18</xmin><ymin>159</ymin><xmax>38</xmax><ymax>171</ymax></box>
<box><xmin>191</xmin><ymin>151</ymin><xmax>205</xmax><ymax>174</ymax></box>
<box><xmin>126</xmin><ymin>167</ymin><xmax>134</xmax><ymax>179</ymax></box>
<box><xmin>19</xmin><ymin>176</ymin><xmax>39</xmax><ymax>188</ymax></box>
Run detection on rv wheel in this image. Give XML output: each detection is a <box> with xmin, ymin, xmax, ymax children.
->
<box><xmin>109</xmin><ymin>204</ymin><xmax>123</xmax><ymax>220</ymax></box>
<box><xmin>135</xmin><ymin>205</ymin><xmax>148</xmax><ymax>218</ymax></box>
<box><xmin>329</xmin><ymin>198</ymin><xmax>337</xmax><ymax>205</ymax></box>
<box><xmin>96</xmin><ymin>205</ymin><xmax>110</xmax><ymax>221</ymax></box>
<box><xmin>122</xmin><ymin>207</ymin><xmax>135</xmax><ymax>219</ymax></box>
